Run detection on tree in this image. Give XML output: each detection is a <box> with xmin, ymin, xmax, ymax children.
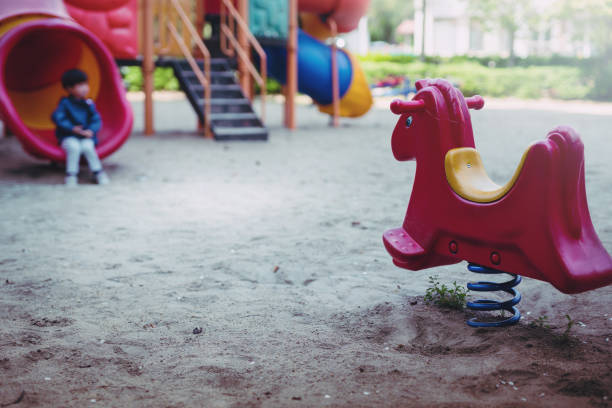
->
<box><xmin>553</xmin><ymin>0</ymin><xmax>612</xmax><ymax>99</ymax></box>
<box><xmin>467</xmin><ymin>0</ymin><xmax>537</xmax><ymax>65</ymax></box>
<box><xmin>553</xmin><ymin>0</ymin><xmax>612</xmax><ymax>54</ymax></box>
<box><xmin>368</xmin><ymin>0</ymin><xmax>414</xmax><ymax>44</ymax></box>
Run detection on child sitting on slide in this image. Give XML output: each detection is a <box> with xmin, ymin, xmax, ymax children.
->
<box><xmin>51</xmin><ymin>69</ymin><xmax>109</xmax><ymax>186</ymax></box>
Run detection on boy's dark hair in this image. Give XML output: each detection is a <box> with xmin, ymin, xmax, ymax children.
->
<box><xmin>61</xmin><ymin>69</ymin><xmax>88</xmax><ymax>89</ymax></box>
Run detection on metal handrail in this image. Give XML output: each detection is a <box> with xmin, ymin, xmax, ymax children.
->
<box><xmin>328</xmin><ymin>18</ymin><xmax>340</xmax><ymax>127</ymax></box>
<box><xmin>220</xmin><ymin>0</ymin><xmax>266</xmax><ymax>123</ymax></box>
<box><xmin>166</xmin><ymin>0</ymin><xmax>212</xmax><ymax>137</ymax></box>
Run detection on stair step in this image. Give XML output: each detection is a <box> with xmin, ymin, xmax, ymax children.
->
<box><xmin>192</xmin><ymin>84</ymin><xmax>244</xmax><ymax>98</ymax></box>
<box><xmin>169</xmin><ymin>55</ymin><xmax>266</xmax><ymax>141</ymax></box>
<box><xmin>209</xmin><ymin>112</ymin><xmax>258</xmax><ymax>120</ymax></box>
<box><xmin>177</xmin><ymin>58</ymin><xmax>230</xmax><ymax>72</ymax></box>
<box><xmin>177</xmin><ymin>57</ymin><xmax>230</xmax><ymax>66</ymax></box>
<box><xmin>211</xmin><ymin>71</ymin><xmax>236</xmax><ymax>78</ymax></box>
<box><xmin>182</xmin><ymin>70</ymin><xmax>235</xmax><ymax>78</ymax></box>
<box><xmin>183</xmin><ymin>70</ymin><xmax>236</xmax><ymax>85</ymax></box>
<box><xmin>213</xmin><ymin>126</ymin><xmax>268</xmax><ymax>141</ymax></box>
<box><xmin>211</xmin><ymin>84</ymin><xmax>242</xmax><ymax>90</ymax></box>
<box><xmin>210</xmin><ymin>113</ymin><xmax>262</xmax><ymax>128</ymax></box>
<box><xmin>201</xmin><ymin>98</ymin><xmax>253</xmax><ymax>113</ymax></box>
<box><xmin>201</xmin><ymin>98</ymin><xmax>251</xmax><ymax>105</ymax></box>
<box><xmin>191</xmin><ymin>84</ymin><xmax>242</xmax><ymax>92</ymax></box>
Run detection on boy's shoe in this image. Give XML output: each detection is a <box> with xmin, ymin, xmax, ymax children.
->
<box><xmin>95</xmin><ymin>171</ymin><xmax>110</xmax><ymax>185</ymax></box>
<box><xmin>65</xmin><ymin>175</ymin><xmax>78</xmax><ymax>187</ymax></box>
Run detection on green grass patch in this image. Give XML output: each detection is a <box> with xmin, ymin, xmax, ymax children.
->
<box><xmin>119</xmin><ymin>56</ymin><xmax>601</xmax><ymax>101</ymax></box>
<box><xmin>120</xmin><ymin>66</ymin><xmax>179</xmax><ymax>92</ymax></box>
<box><xmin>424</xmin><ymin>276</ymin><xmax>468</xmax><ymax>310</ymax></box>
<box><xmin>120</xmin><ymin>66</ymin><xmax>282</xmax><ymax>94</ymax></box>
<box><xmin>359</xmin><ymin>58</ymin><xmax>590</xmax><ymax>100</ymax></box>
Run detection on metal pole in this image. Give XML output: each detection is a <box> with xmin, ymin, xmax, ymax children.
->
<box><xmin>143</xmin><ymin>0</ymin><xmax>155</xmax><ymax>135</ymax></box>
<box><xmin>420</xmin><ymin>0</ymin><xmax>426</xmax><ymax>61</ymax></box>
<box><xmin>329</xmin><ymin>18</ymin><xmax>339</xmax><ymax>128</ymax></box>
<box><xmin>196</xmin><ymin>0</ymin><xmax>205</xmax><ymax>44</ymax></box>
<box><xmin>237</xmin><ymin>0</ymin><xmax>252</xmax><ymax>99</ymax></box>
<box><xmin>285</xmin><ymin>0</ymin><xmax>298</xmax><ymax>129</ymax></box>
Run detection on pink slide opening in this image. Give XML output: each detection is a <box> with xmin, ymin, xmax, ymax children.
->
<box><xmin>0</xmin><ymin>1</ymin><xmax>132</xmax><ymax>162</ymax></box>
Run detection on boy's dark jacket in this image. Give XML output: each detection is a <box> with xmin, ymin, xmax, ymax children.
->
<box><xmin>51</xmin><ymin>96</ymin><xmax>102</xmax><ymax>145</ymax></box>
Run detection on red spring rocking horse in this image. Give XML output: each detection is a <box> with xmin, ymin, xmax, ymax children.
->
<box><xmin>383</xmin><ymin>79</ymin><xmax>612</xmax><ymax>327</ymax></box>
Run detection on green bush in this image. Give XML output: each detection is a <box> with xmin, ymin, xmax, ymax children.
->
<box><xmin>360</xmin><ymin>53</ymin><xmax>420</xmax><ymax>64</ymax></box>
<box><xmin>153</xmin><ymin>67</ymin><xmax>180</xmax><ymax>91</ymax></box>
<box><xmin>424</xmin><ymin>276</ymin><xmax>467</xmax><ymax>310</ymax></box>
<box><xmin>119</xmin><ymin>54</ymin><xmax>607</xmax><ymax>101</ymax></box>
<box><xmin>120</xmin><ymin>66</ymin><xmax>282</xmax><ymax>94</ymax></box>
<box><xmin>584</xmin><ymin>51</ymin><xmax>612</xmax><ymax>101</ymax></box>
<box><xmin>121</xmin><ymin>66</ymin><xmax>143</xmax><ymax>91</ymax></box>
<box><xmin>254</xmin><ymin>77</ymin><xmax>282</xmax><ymax>94</ymax></box>
<box><xmin>120</xmin><ymin>66</ymin><xmax>180</xmax><ymax>92</ymax></box>
<box><xmin>362</xmin><ymin>53</ymin><xmax>589</xmax><ymax>68</ymax></box>
<box><xmin>360</xmin><ymin>57</ymin><xmax>592</xmax><ymax>100</ymax></box>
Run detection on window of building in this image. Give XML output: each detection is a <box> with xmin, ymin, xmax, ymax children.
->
<box><xmin>469</xmin><ymin>20</ymin><xmax>483</xmax><ymax>51</ymax></box>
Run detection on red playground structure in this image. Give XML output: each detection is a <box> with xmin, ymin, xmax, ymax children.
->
<box><xmin>0</xmin><ymin>0</ymin><xmax>133</xmax><ymax>162</ymax></box>
<box><xmin>383</xmin><ymin>79</ymin><xmax>612</xmax><ymax>327</ymax></box>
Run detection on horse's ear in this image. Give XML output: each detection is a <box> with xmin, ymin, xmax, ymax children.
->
<box><xmin>415</xmin><ymin>79</ymin><xmax>430</xmax><ymax>90</ymax></box>
<box><xmin>465</xmin><ymin>95</ymin><xmax>484</xmax><ymax>110</ymax></box>
<box><xmin>390</xmin><ymin>99</ymin><xmax>426</xmax><ymax>115</ymax></box>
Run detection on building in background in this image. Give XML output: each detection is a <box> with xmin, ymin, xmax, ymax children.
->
<box><xmin>412</xmin><ymin>0</ymin><xmax>592</xmax><ymax>58</ymax></box>
<box><xmin>340</xmin><ymin>16</ymin><xmax>370</xmax><ymax>55</ymax></box>
<box><xmin>396</xmin><ymin>19</ymin><xmax>415</xmax><ymax>53</ymax></box>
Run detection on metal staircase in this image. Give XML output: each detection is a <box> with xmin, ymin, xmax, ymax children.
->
<box><xmin>151</xmin><ymin>0</ymin><xmax>267</xmax><ymax>141</ymax></box>
<box><xmin>168</xmin><ymin>58</ymin><xmax>268</xmax><ymax>141</ymax></box>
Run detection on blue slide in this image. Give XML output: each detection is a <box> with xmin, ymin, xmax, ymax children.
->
<box><xmin>264</xmin><ymin>29</ymin><xmax>372</xmax><ymax>116</ymax></box>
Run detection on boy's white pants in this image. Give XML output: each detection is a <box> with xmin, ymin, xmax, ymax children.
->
<box><xmin>61</xmin><ymin>137</ymin><xmax>102</xmax><ymax>175</ymax></box>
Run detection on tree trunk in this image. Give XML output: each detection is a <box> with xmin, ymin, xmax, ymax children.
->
<box><xmin>384</xmin><ymin>23</ymin><xmax>393</xmax><ymax>44</ymax></box>
<box><xmin>508</xmin><ymin>28</ymin><xmax>516</xmax><ymax>66</ymax></box>
<box><xmin>420</xmin><ymin>0</ymin><xmax>426</xmax><ymax>61</ymax></box>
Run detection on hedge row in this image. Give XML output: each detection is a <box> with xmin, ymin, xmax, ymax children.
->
<box><xmin>358</xmin><ymin>53</ymin><xmax>591</xmax><ymax>68</ymax></box>
<box><xmin>120</xmin><ymin>55</ymin><xmax>607</xmax><ymax>101</ymax></box>
<box><xmin>120</xmin><ymin>66</ymin><xmax>282</xmax><ymax>94</ymax></box>
<box><xmin>121</xmin><ymin>67</ymin><xmax>180</xmax><ymax>92</ymax></box>
<box><xmin>359</xmin><ymin>59</ymin><xmax>590</xmax><ymax>100</ymax></box>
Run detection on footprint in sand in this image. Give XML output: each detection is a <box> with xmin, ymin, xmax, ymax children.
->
<box><xmin>24</xmin><ymin>348</ymin><xmax>55</xmax><ymax>361</ymax></box>
<box><xmin>129</xmin><ymin>254</ymin><xmax>154</xmax><ymax>263</ymax></box>
<box><xmin>553</xmin><ymin>377</ymin><xmax>608</xmax><ymax>398</ymax></box>
<box><xmin>30</xmin><ymin>317</ymin><xmax>73</xmax><ymax>327</ymax></box>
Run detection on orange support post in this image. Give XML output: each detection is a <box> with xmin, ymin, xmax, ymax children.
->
<box><xmin>219</xmin><ymin>0</ymin><xmax>267</xmax><ymax>123</ymax></box>
<box><xmin>196</xmin><ymin>0</ymin><xmax>205</xmax><ymax>44</ymax></box>
<box><xmin>285</xmin><ymin>0</ymin><xmax>298</xmax><ymax>129</ymax></box>
<box><xmin>329</xmin><ymin>18</ymin><xmax>340</xmax><ymax>128</ymax></box>
<box><xmin>237</xmin><ymin>0</ymin><xmax>251</xmax><ymax>99</ymax></box>
<box><xmin>143</xmin><ymin>0</ymin><xmax>154</xmax><ymax>135</ymax></box>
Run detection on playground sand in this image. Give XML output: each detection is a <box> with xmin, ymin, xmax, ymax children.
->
<box><xmin>0</xmin><ymin>98</ymin><xmax>611</xmax><ymax>407</ymax></box>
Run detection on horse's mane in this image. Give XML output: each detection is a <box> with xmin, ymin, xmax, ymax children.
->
<box><xmin>415</xmin><ymin>79</ymin><xmax>474</xmax><ymax>147</ymax></box>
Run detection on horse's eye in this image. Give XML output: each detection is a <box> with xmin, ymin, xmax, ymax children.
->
<box><xmin>406</xmin><ymin>116</ymin><xmax>413</xmax><ymax>128</ymax></box>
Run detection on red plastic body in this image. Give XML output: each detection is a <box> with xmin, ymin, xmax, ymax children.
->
<box><xmin>64</xmin><ymin>0</ymin><xmax>138</xmax><ymax>59</ymax></box>
<box><xmin>383</xmin><ymin>79</ymin><xmax>612</xmax><ymax>294</ymax></box>
<box><xmin>203</xmin><ymin>0</ymin><xmax>237</xmax><ymax>15</ymax></box>
<box><xmin>298</xmin><ymin>0</ymin><xmax>370</xmax><ymax>32</ymax></box>
<box><xmin>0</xmin><ymin>1</ymin><xmax>132</xmax><ymax>162</ymax></box>
<box><xmin>0</xmin><ymin>0</ymin><xmax>69</xmax><ymax>21</ymax></box>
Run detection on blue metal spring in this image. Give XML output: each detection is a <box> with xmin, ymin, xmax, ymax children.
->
<box><xmin>466</xmin><ymin>263</ymin><xmax>521</xmax><ymax>328</ymax></box>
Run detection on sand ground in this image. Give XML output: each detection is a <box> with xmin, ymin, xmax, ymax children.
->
<box><xmin>0</xmin><ymin>97</ymin><xmax>611</xmax><ymax>407</ymax></box>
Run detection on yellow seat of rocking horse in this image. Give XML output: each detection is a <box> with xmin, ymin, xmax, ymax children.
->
<box><xmin>444</xmin><ymin>147</ymin><xmax>529</xmax><ymax>203</ymax></box>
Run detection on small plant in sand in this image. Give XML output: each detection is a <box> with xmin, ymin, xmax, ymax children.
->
<box><xmin>546</xmin><ymin>314</ymin><xmax>580</xmax><ymax>347</ymax></box>
<box><xmin>529</xmin><ymin>315</ymin><xmax>550</xmax><ymax>329</ymax></box>
<box><xmin>559</xmin><ymin>314</ymin><xmax>576</xmax><ymax>341</ymax></box>
<box><xmin>424</xmin><ymin>276</ymin><xmax>467</xmax><ymax>310</ymax></box>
